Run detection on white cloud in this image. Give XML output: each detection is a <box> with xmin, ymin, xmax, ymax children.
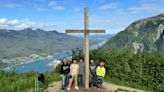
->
<box><xmin>48</xmin><ymin>1</ymin><xmax>65</xmax><ymax>10</ymax></box>
<box><xmin>0</xmin><ymin>18</ymin><xmax>7</xmax><ymax>24</ymax></box>
<box><xmin>52</xmin><ymin>6</ymin><xmax>65</xmax><ymax>10</ymax></box>
<box><xmin>36</xmin><ymin>8</ymin><xmax>48</xmax><ymax>12</ymax></box>
<box><xmin>128</xmin><ymin>2</ymin><xmax>164</xmax><ymax>14</ymax></box>
<box><xmin>98</xmin><ymin>3</ymin><xmax>120</xmax><ymax>10</ymax></box>
<box><xmin>0</xmin><ymin>18</ymin><xmax>20</xmax><ymax>26</ymax></box>
<box><xmin>0</xmin><ymin>18</ymin><xmax>33</xmax><ymax>29</ymax></box>
<box><xmin>7</xmin><ymin>19</ymin><xmax>20</xmax><ymax>26</ymax></box>
<box><xmin>0</xmin><ymin>18</ymin><xmax>66</xmax><ymax>32</ymax></box>
<box><xmin>93</xmin><ymin>0</ymin><xmax>106</xmax><ymax>3</ymax></box>
<box><xmin>0</xmin><ymin>3</ymin><xmax>21</xmax><ymax>8</ymax></box>
<box><xmin>34</xmin><ymin>0</ymin><xmax>47</xmax><ymax>2</ymax></box>
<box><xmin>89</xmin><ymin>10</ymin><xmax>138</xmax><ymax>34</ymax></box>
<box><xmin>73</xmin><ymin>7</ymin><xmax>83</xmax><ymax>12</ymax></box>
<box><xmin>140</xmin><ymin>0</ymin><xmax>164</xmax><ymax>4</ymax></box>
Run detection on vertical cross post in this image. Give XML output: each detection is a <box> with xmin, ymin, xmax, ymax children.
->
<box><xmin>84</xmin><ymin>8</ymin><xmax>89</xmax><ymax>89</ymax></box>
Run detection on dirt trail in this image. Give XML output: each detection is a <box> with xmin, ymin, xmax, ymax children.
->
<box><xmin>44</xmin><ymin>81</ymin><xmax>146</xmax><ymax>92</ymax></box>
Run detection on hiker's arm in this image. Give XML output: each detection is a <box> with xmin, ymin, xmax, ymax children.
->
<box><xmin>69</xmin><ymin>65</ymin><xmax>72</xmax><ymax>75</ymax></box>
<box><xmin>102</xmin><ymin>68</ymin><xmax>106</xmax><ymax>77</ymax></box>
<box><xmin>68</xmin><ymin>65</ymin><xmax>71</xmax><ymax>75</ymax></box>
<box><xmin>96</xmin><ymin>67</ymin><xmax>98</xmax><ymax>75</ymax></box>
<box><xmin>77</xmin><ymin>65</ymin><xmax>79</xmax><ymax>74</ymax></box>
<box><xmin>60</xmin><ymin>65</ymin><xmax>63</xmax><ymax>74</ymax></box>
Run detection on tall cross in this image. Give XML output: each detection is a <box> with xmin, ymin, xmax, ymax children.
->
<box><xmin>65</xmin><ymin>8</ymin><xmax>105</xmax><ymax>89</ymax></box>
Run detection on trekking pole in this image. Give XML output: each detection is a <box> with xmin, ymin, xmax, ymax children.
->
<box><xmin>35</xmin><ymin>77</ymin><xmax>39</xmax><ymax>92</ymax></box>
<box><xmin>35</xmin><ymin>78</ymin><xmax>36</xmax><ymax>92</ymax></box>
<box><xmin>36</xmin><ymin>78</ymin><xmax>39</xmax><ymax>92</ymax></box>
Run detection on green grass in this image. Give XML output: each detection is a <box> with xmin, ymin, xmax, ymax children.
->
<box><xmin>0</xmin><ymin>70</ymin><xmax>61</xmax><ymax>92</ymax></box>
<box><xmin>105</xmin><ymin>76</ymin><xmax>152</xmax><ymax>91</ymax></box>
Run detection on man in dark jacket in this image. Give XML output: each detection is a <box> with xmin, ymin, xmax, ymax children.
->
<box><xmin>89</xmin><ymin>59</ymin><xmax>97</xmax><ymax>88</ymax></box>
<box><xmin>60</xmin><ymin>58</ymin><xmax>70</xmax><ymax>90</ymax></box>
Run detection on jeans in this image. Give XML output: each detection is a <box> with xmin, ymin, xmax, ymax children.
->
<box><xmin>78</xmin><ymin>74</ymin><xmax>84</xmax><ymax>86</ymax></box>
<box><xmin>89</xmin><ymin>74</ymin><xmax>97</xmax><ymax>87</ymax></box>
<box><xmin>61</xmin><ymin>74</ymin><xmax>69</xmax><ymax>89</ymax></box>
<box><xmin>96</xmin><ymin>76</ymin><xmax>104</xmax><ymax>88</ymax></box>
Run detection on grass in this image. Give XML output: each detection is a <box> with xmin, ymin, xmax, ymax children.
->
<box><xmin>0</xmin><ymin>71</ymin><xmax>61</xmax><ymax>92</ymax></box>
<box><xmin>105</xmin><ymin>76</ymin><xmax>152</xmax><ymax>91</ymax></box>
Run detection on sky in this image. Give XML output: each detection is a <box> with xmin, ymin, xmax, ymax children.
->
<box><xmin>0</xmin><ymin>0</ymin><xmax>164</xmax><ymax>34</ymax></box>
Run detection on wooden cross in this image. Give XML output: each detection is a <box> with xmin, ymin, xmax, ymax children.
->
<box><xmin>65</xmin><ymin>8</ymin><xmax>105</xmax><ymax>89</ymax></box>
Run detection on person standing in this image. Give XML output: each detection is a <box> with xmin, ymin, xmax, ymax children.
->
<box><xmin>78</xmin><ymin>58</ymin><xmax>85</xmax><ymax>87</ymax></box>
<box><xmin>89</xmin><ymin>59</ymin><xmax>97</xmax><ymax>88</ymax></box>
<box><xmin>60</xmin><ymin>58</ymin><xmax>70</xmax><ymax>90</ymax></box>
<box><xmin>96</xmin><ymin>60</ymin><xmax>106</xmax><ymax>91</ymax></box>
<box><xmin>67</xmin><ymin>59</ymin><xmax>79</xmax><ymax>91</ymax></box>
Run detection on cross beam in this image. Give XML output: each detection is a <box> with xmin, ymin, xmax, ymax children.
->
<box><xmin>65</xmin><ymin>8</ymin><xmax>105</xmax><ymax>89</ymax></box>
<box><xmin>66</xmin><ymin>30</ymin><xmax>105</xmax><ymax>33</ymax></box>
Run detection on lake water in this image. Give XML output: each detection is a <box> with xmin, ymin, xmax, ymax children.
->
<box><xmin>6</xmin><ymin>51</ymin><xmax>71</xmax><ymax>73</ymax></box>
<box><xmin>6</xmin><ymin>40</ymin><xmax>106</xmax><ymax>73</ymax></box>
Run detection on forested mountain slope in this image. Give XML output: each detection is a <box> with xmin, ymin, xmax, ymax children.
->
<box><xmin>103</xmin><ymin>13</ymin><xmax>164</xmax><ymax>53</ymax></box>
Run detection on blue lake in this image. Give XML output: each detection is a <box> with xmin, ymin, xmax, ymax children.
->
<box><xmin>6</xmin><ymin>40</ymin><xmax>106</xmax><ymax>73</ymax></box>
<box><xmin>6</xmin><ymin>51</ymin><xmax>71</xmax><ymax>73</ymax></box>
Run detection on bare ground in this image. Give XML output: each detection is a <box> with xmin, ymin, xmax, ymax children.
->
<box><xmin>44</xmin><ymin>81</ymin><xmax>146</xmax><ymax>92</ymax></box>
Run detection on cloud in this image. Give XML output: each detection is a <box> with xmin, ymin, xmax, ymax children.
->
<box><xmin>93</xmin><ymin>0</ymin><xmax>106</xmax><ymax>3</ymax></box>
<box><xmin>0</xmin><ymin>18</ymin><xmax>41</xmax><ymax>29</ymax></box>
<box><xmin>0</xmin><ymin>18</ymin><xmax>66</xmax><ymax>32</ymax></box>
<box><xmin>34</xmin><ymin>0</ymin><xmax>47</xmax><ymax>2</ymax></box>
<box><xmin>48</xmin><ymin>1</ymin><xmax>65</xmax><ymax>10</ymax></box>
<box><xmin>98</xmin><ymin>3</ymin><xmax>120</xmax><ymax>10</ymax></box>
<box><xmin>0</xmin><ymin>18</ymin><xmax>33</xmax><ymax>28</ymax></box>
<box><xmin>0</xmin><ymin>18</ymin><xmax>7</xmax><ymax>25</ymax></box>
<box><xmin>128</xmin><ymin>1</ymin><xmax>164</xmax><ymax>14</ymax></box>
<box><xmin>0</xmin><ymin>18</ymin><xmax>20</xmax><ymax>26</ymax></box>
<box><xmin>140</xmin><ymin>0</ymin><xmax>164</xmax><ymax>4</ymax></box>
<box><xmin>0</xmin><ymin>3</ymin><xmax>21</xmax><ymax>8</ymax></box>
<box><xmin>72</xmin><ymin>7</ymin><xmax>83</xmax><ymax>12</ymax></box>
<box><xmin>89</xmin><ymin>9</ymin><xmax>138</xmax><ymax>33</ymax></box>
<box><xmin>36</xmin><ymin>8</ymin><xmax>48</xmax><ymax>12</ymax></box>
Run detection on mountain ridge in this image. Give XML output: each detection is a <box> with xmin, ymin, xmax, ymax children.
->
<box><xmin>0</xmin><ymin>28</ymin><xmax>83</xmax><ymax>58</ymax></box>
<box><xmin>103</xmin><ymin>13</ymin><xmax>164</xmax><ymax>53</ymax></box>
<box><xmin>0</xmin><ymin>28</ymin><xmax>84</xmax><ymax>68</ymax></box>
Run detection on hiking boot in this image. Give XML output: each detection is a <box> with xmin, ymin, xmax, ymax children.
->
<box><xmin>61</xmin><ymin>87</ymin><xmax>65</xmax><ymax>90</ymax></box>
<box><xmin>67</xmin><ymin>88</ymin><xmax>70</xmax><ymax>91</ymax></box>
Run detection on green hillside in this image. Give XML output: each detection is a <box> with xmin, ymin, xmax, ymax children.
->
<box><xmin>71</xmin><ymin>48</ymin><xmax>164</xmax><ymax>91</ymax></box>
<box><xmin>103</xmin><ymin>13</ymin><xmax>164</xmax><ymax>53</ymax></box>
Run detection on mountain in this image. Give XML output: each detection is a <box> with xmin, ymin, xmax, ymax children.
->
<box><xmin>89</xmin><ymin>34</ymin><xmax>115</xmax><ymax>45</ymax></box>
<box><xmin>103</xmin><ymin>13</ymin><xmax>164</xmax><ymax>53</ymax></box>
<box><xmin>72</xmin><ymin>34</ymin><xmax>115</xmax><ymax>45</ymax></box>
<box><xmin>0</xmin><ymin>28</ymin><xmax>83</xmax><ymax>59</ymax></box>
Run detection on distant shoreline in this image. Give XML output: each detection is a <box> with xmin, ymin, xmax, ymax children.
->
<box><xmin>2</xmin><ymin>53</ymin><xmax>55</xmax><ymax>71</ymax></box>
<box><xmin>47</xmin><ymin>56</ymin><xmax>72</xmax><ymax>70</ymax></box>
<box><xmin>2</xmin><ymin>40</ymin><xmax>107</xmax><ymax>72</ymax></box>
<box><xmin>3</xmin><ymin>50</ymin><xmax>71</xmax><ymax>72</ymax></box>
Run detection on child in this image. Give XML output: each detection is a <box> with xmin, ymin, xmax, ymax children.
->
<box><xmin>60</xmin><ymin>58</ymin><xmax>70</xmax><ymax>90</ymax></box>
<box><xmin>89</xmin><ymin>59</ymin><xmax>97</xmax><ymax>88</ymax></box>
<box><xmin>96</xmin><ymin>59</ymin><xmax>106</xmax><ymax>91</ymax></box>
<box><xmin>78</xmin><ymin>58</ymin><xmax>85</xmax><ymax>87</ymax></box>
<box><xmin>67</xmin><ymin>59</ymin><xmax>79</xmax><ymax>91</ymax></box>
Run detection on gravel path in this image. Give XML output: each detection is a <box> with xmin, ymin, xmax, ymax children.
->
<box><xmin>44</xmin><ymin>81</ymin><xmax>146</xmax><ymax>92</ymax></box>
